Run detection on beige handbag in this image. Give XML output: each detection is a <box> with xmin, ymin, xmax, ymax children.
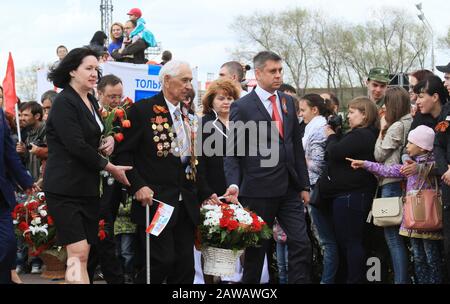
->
<box><xmin>367</xmin><ymin>122</ymin><xmax>407</xmax><ymax>227</ymax></box>
<box><xmin>370</xmin><ymin>196</ymin><xmax>403</xmax><ymax>227</ymax></box>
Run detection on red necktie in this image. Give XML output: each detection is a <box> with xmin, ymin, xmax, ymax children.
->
<box><xmin>269</xmin><ymin>95</ymin><xmax>284</xmax><ymax>138</ymax></box>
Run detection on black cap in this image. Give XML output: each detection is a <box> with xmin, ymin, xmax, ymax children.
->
<box><xmin>436</xmin><ymin>62</ymin><xmax>450</xmax><ymax>73</ymax></box>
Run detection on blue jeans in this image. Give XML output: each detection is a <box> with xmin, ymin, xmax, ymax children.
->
<box><xmin>332</xmin><ymin>192</ymin><xmax>372</xmax><ymax>284</ymax></box>
<box><xmin>16</xmin><ymin>238</ymin><xmax>42</xmax><ymax>268</ymax></box>
<box><xmin>276</xmin><ymin>242</ymin><xmax>288</xmax><ymax>284</ymax></box>
<box><xmin>410</xmin><ymin>238</ymin><xmax>443</xmax><ymax>284</ymax></box>
<box><xmin>116</xmin><ymin>234</ymin><xmax>135</xmax><ymax>274</ymax></box>
<box><xmin>381</xmin><ymin>182</ymin><xmax>409</xmax><ymax>284</ymax></box>
<box><xmin>309</xmin><ymin>204</ymin><xmax>339</xmax><ymax>284</ymax></box>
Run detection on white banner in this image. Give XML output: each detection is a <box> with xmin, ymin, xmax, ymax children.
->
<box><xmin>37</xmin><ymin>62</ymin><xmax>199</xmax><ymax>104</ymax></box>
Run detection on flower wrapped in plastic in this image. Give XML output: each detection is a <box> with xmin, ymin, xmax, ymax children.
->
<box><xmin>12</xmin><ymin>193</ymin><xmax>56</xmax><ymax>256</ymax></box>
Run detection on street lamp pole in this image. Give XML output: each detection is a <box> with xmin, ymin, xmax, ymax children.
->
<box><xmin>416</xmin><ymin>3</ymin><xmax>435</xmax><ymax>72</ymax></box>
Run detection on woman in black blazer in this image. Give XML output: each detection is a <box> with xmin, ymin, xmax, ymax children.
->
<box><xmin>44</xmin><ymin>48</ymin><xmax>131</xmax><ymax>284</ymax></box>
<box><xmin>199</xmin><ymin>79</ymin><xmax>240</xmax><ymax>199</ymax></box>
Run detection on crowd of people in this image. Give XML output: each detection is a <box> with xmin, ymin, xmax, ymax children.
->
<box><xmin>1</xmin><ymin>7</ymin><xmax>450</xmax><ymax>285</ymax></box>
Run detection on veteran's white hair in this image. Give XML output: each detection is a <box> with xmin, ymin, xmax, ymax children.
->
<box><xmin>159</xmin><ymin>60</ymin><xmax>191</xmax><ymax>87</ymax></box>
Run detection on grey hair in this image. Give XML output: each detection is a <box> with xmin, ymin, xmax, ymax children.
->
<box><xmin>159</xmin><ymin>60</ymin><xmax>191</xmax><ymax>86</ymax></box>
<box><xmin>253</xmin><ymin>51</ymin><xmax>282</xmax><ymax>70</ymax></box>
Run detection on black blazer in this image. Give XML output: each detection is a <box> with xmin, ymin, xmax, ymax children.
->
<box><xmin>44</xmin><ymin>85</ymin><xmax>108</xmax><ymax>197</ymax></box>
<box><xmin>114</xmin><ymin>92</ymin><xmax>212</xmax><ymax>226</ymax></box>
<box><xmin>224</xmin><ymin>90</ymin><xmax>310</xmax><ymax>198</ymax></box>
<box><xmin>197</xmin><ymin>113</ymin><xmax>228</xmax><ymax>196</ymax></box>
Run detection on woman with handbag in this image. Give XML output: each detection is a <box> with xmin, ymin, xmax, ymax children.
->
<box><xmin>348</xmin><ymin>125</ymin><xmax>443</xmax><ymax>284</ymax></box>
<box><xmin>298</xmin><ymin>94</ymin><xmax>339</xmax><ymax>284</ymax></box>
<box><xmin>373</xmin><ymin>87</ymin><xmax>413</xmax><ymax>284</ymax></box>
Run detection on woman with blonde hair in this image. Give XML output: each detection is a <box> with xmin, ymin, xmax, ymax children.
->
<box><xmin>320</xmin><ymin>97</ymin><xmax>379</xmax><ymax>283</ymax></box>
<box><xmin>108</xmin><ymin>22</ymin><xmax>124</xmax><ymax>55</ymax></box>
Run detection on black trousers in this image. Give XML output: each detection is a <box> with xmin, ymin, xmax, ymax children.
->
<box><xmin>135</xmin><ymin>202</ymin><xmax>195</xmax><ymax>284</ymax></box>
<box><xmin>87</xmin><ymin>181</ymin><xmax>124</xmax><ymax>284</ymax></box>
<box><xmin>241</xmin><ymin>188</ymin><xmax>312</xmax><ymax>284</ymax></box>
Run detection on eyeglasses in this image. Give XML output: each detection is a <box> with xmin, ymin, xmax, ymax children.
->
<box><xmin>106</xmin><ymin>95</ymin><xmax>123</xmax><ymax>100</ymax></box>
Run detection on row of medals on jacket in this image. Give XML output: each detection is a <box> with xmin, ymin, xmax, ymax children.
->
<box><xmin>151</xmin><ymin>117</ymin><xmax>198</xmax><ymax>181</ymax></box>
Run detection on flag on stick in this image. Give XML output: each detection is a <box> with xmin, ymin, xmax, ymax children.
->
<box><xmin>2</xmin><ymin>52</ymin><xmax>17</xmax><ymax>115</ymax></box>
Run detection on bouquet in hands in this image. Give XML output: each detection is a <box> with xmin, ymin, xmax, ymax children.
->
<box><xmin>99</xmin><ymin>97</ymin><xmax>133</xmax><ymax>143</ymax></box>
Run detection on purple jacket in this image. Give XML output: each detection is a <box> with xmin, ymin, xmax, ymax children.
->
<box><xmin>363</xmin><ymin>152</ymin><xmax>443</xmax><ymax>240</ymax></box>
<box><xmin>364</xmin><ymin>153</ymin><xmax>436</xmax><ymax>194</ymax></box>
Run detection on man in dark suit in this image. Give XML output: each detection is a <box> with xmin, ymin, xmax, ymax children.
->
<box><xmin>224</xmin><ymin>51</ymin><xmax>312</xmax><ymax>284</ymax></box>
<box><xmin>0</xmin><ymin>108</ymin><xmax>34</xmax><ymax>284</ymax></box>
<box><xmin>115</xmin><ymin>60</ymin><xmax>217</xmax><ymax>284</ymax></box>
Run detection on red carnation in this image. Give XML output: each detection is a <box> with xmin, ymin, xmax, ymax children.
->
<box><xmin>47</xmin><ymin>216</ymin><xmax>54</xmax><ymax>226</ymax></box>
<box><xmin>18</xmin><ymin>222</ymin><xmax>29</xmax><ymax>232</ymax></box>
<box><xmin>220</xmin><ymin>217</ymin><xmax>230</xmax><ymax>229</ymax></box>
<box><xmin>98</xmin><ymin>230</ymin><xmax>107</xmax><ymax>241</ymax></box>
<box><xmin>227</xmin><ymin>220</ymin><xmax>239</xmax><ymax>231</ymax></box>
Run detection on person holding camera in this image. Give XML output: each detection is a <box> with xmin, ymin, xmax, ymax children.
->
<box><xmin>319</xmin><ymin>97</ymin><xmax>379</xmax><ymax>283</ymax></box>
<box><xmin>14</xmin><ymin>102</ymin><xmax>46</xmax><ymax>275</ymax></box>
<box><xmin>299</xmin><ymin>94</ymin><xmax>339</xmax><ymax>284</ymax></box>
<box><xmin>16</xmin><ymin>102</ymin><xmax>46</xmax><ymax>182</ymax></box>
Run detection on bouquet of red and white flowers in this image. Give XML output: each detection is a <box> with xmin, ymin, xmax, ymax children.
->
<box><xmin>198</xmin><ymin>202</ymin><xmax>272</xmax><ymax>252</ymax></box>
<box><xmin>12</xmin><ymin>193</ymin><xmax>56</xmax><ymax>256</ymax></box>
<box><xmin>197</xmin><ymin>201</ymin><xmax>272</xmax><ymax>276</ymax></box>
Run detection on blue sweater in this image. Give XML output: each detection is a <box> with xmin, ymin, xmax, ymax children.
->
<box><xmin>108</xmin><ymin>38</ymin><xmax>124</xmax><ymax>54</ymax></box>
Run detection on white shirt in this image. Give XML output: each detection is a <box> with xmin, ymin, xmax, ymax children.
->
<box><xmin>164</xmin><ymin>97</ymin><xmax>186</xmax><ymax>202</ymax></box>
<box><xmin>165</xmin><ymin>97</ymin><xmax>182</xmax><ymax>125</ymax></box>
<box><xmin>93</xmin><ymin>108</ymin><xmax>104</xmax><ymax>133</ymax></box>
<box><xmin>254</xmin><ymin>85</ymin><xmax>283</xmax><ymax>122</ymax></box>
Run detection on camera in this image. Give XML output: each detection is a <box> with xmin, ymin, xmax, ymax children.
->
<box><xmin>327</xmin><ymin>114</ymin><xmax>343</xmax><ymax>131</ymax></box>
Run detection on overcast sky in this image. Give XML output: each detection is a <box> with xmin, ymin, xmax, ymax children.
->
<box><xmin>1</xmin><ymin>0</ymin><xmax>449</xmax><ymax>86</ymax></box>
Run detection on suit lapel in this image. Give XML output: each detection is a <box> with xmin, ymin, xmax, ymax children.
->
<box><xmin>67</xmin><ymin>86</ymin><xmax>101</xmax><ymax>131</ymax></box>
<box><xmin>252</xmin><ymin>90</ymin><xmax>272</xmax><ymax>122</ymax></box>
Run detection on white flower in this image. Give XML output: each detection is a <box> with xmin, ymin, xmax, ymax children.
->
<box><xmin>13</xmin><ymin>220</ymin><xmax>19</xmax><ymax>225</ymax></box>
<box><xmin>26</xmin><ymin>224</ymin><xmax>49</xmax><ymax>236</ymax></box>
<box><xmin>204</xmin><ymin>217</ymin><xmax>220</xmax><ymax>227</ymax></box>
<box><xmin>31</xmin><ymin>217</ymin><xmax>42</xmax><ymax>226</ymax></box>
<box><xmin>205</xmin><ymin>210</ymin><xmax>222</xmax><ymax>220</ymax></box>
<box><xmin>39</xmin><ymin>210</ymin><xmax>48</xmax><ymax>217</ymax></box>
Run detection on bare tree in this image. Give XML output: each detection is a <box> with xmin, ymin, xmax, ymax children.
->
<box><xmin>230</xmin><ymin>6</ymin><xmax>430</xmax><ymax>93</ymax></box>
<box><xmin>231</xmin><ymin>8</ymin><xmax>316</xmax><ymax>95</ymax></box>
<box><xmin>16</xmin><ymin>62</ymin><xmax>49</xmax><ymax>102</ymax></box>
<box><xmin>438</xmin><ymin>27</ymin><xmax>450</xmax><ymax>50</ymax></box>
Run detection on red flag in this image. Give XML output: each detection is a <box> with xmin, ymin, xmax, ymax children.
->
<box><xmin>2</xmin><ymin>52</ymin><xmax>17</xmax><ymax>115</ymax></box>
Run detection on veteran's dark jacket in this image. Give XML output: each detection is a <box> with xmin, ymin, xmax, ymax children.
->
<box><xmin>114</xmin><ymin>92</ymin><xmax>212</xmax><ymax>226</ymax></box>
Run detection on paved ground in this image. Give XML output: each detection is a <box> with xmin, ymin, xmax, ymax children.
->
<box><xmin>20</xmin><ymin>274</ymin><xmax>106</xmax><ymax>284</ymax></box>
